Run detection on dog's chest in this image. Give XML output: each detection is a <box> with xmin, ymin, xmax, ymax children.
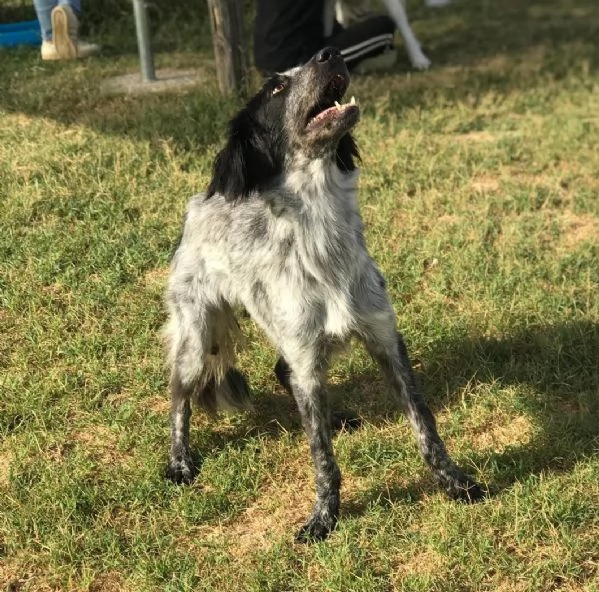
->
<box><xmin>269</xmin><ymin>216</ymin><xmax>363</xmax><ymax>338</ymax></box>
<box><xmin>274</xmin><ymin>261</ymin><xmax>357</xmax><ymax>338</ymax></box>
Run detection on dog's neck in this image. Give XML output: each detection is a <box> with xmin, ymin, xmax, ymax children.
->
<box><xmin>274</xmin><ymin>155</ymin><xmax>364</xmax><ymax>285</ymax></box>
<box><xmin>284</xmin><ymin>155</ymin><xmax>360</xmax><ymax>208</ymax></box>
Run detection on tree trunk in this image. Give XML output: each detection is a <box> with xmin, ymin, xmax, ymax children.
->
<box><xmin>206</xmin><ymin>0</ymin><xmax>249</xmax><ymax>96</ymax></box>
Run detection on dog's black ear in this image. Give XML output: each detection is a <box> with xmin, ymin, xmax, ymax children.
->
<box><xmin>206</xmin><ymin>132</ymin><xmax>247</xmax><ymax>201</ymax></box>
<box><xmin>207</xmin><ymin>110</ymin><xmax>282</xmax><ymax>202</ymax></box>
<box><xmin>336</xmin><ymin>133</ymin><xmax>360</xmax><ymax>172</ymax></box>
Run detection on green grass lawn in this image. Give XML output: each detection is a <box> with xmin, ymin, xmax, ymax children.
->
<box><xmin>1</xmin><ymin>0</ymin><xmax>599</xmax><ymax>589</ymax></box>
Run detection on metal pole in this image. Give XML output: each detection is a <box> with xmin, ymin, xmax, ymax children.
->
<box><xmin>132</xmin><ymin>0</ymin><xmax>156</xmax><ymax>82</ymax></box>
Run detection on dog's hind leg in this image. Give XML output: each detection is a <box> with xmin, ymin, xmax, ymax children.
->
<box><xmin>278</xmin><ymin>346</ymin><xmax>341</xmax><ymax>542</ymax></box>
<box><xmin>355</xmin><ymin>285</ymin><xmax>483</xmax><ymax>501</ymax></box>
<box><xmin>165</xmin><ymin>366</ymin><xmax>196</xmax><ymax>484</ymax></box>
<box><xmin>275</xmin><ymin>356</ymin><xmax>362</xmax><ymax>432</ymax></box>
<box><xmin>164</xmin><ymin>283</ymin><xmax>251</xmax><ymax>484</ymax></box>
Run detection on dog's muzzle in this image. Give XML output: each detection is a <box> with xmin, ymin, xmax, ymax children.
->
<box><xmin>304</xmin><ymin>47</ymin><xmax>359</xmax><ymax>132</ymax></box>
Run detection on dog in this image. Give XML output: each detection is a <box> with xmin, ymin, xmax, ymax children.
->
<box><xmin>327</xmin><ymin>0</ymin><xmax>432</xmax><ymax>70</ymax></box>
<box><xmin>164</xmin><ymin>47</ymin><xmax>484</xmax><ymax>542</ymax></box>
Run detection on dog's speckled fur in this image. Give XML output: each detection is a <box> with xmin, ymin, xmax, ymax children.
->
<box><xmin>164</xmin><ymin>48</ymin><xmax>483</xmax><ymax>542</ymax></box>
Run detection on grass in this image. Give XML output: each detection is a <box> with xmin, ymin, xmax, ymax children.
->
<box><xmin>1</xmin><ymin>0</ymin><xmax>599</xmax><ymax>589</ymax></box>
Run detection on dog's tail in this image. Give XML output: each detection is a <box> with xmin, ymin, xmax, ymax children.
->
<box><xmin>192</xmin><ymin>309</ymin><xmax>253</xmax><ymax>415</ymax></box>
<box><xmin>193</xmin><ymin>366</ymin><xmax>253</xmax><ymax>415</ymax></box>
<box><xmin>165</xmin><ymin>303</ymin><xmax>253</xmax><ymax>415</ymax></box>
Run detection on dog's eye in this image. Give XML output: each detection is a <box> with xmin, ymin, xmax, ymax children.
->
<box><xmin>272</xmin><ymin>81</ymin><xmax>287</xmax><ymax>96</ymax></box>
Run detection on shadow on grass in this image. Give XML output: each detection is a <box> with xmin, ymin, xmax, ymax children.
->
<box><xmin>424</xmin><ymin>319</ymin><xmax>599</xmax><ymax>486</ymax></box>
<box><xmin>187</xmin><ymin>319</ymin><xmax>599</xmax><ymax>514</ymax></box>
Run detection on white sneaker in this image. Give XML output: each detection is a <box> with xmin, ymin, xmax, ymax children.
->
<box><xmin>41</xmin><ymin>38</ymin><xmax>101</xmax><ymax>60</ymax></box>
<box><xmin>76</xmin><ymin>40</ymin><xmax>101</xmax><ymax>58</ymax></box>
<box><xmin>42</xmin><ymin>4</ymin><xmax>100</xmax><ymax>60</ymax></box>
<box><xmin>51</xmin><ymin>4</ymin><xmax>77</xmax><ymax>59</ymax></box>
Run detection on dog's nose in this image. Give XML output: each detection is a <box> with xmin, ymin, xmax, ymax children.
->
<box><xmin>316</xmin><ymin>47</ymin><xmax>340</xmax><ymax>63</ymax></box>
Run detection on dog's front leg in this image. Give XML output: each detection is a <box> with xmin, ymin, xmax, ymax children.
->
<box><xmin>285</xmin><ymin>354</ymin><xmax>341</xmax><ymax>542</ymax></box>
<box><xmin>355</xmin><ymin>281</ymin><xmax>484</xmax><ymax>501</ymax></box>
<box><xmin>366</xmin><ymin>328</ymin><xmax>483</xmax><ymax>500</ymax></box>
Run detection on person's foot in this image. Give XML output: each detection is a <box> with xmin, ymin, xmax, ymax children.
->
<box><xmin>42</xmin><ymin>4</ymin><xmax>100</xmax><ymax>60</ymax></box>
<box><xmin>41</xmin><ymin>39</ymin><xmax>100</xmax><ymax>60</ymax></box>
<box><xmin>51</xmin><ymin>4</ymin><xmax>77</xmax><ymax>59</ymax></box>
<box><xmin>75</xmin><ymin>40</ymin><xmax>101</xmax><ymax>58</ymax></box>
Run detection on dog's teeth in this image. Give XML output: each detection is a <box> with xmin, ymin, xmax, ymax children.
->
<box><xmin>334</xmin><ymin>101</ymin><xmax>341</xmax><ymax>109</ymax></box>
<box><xmin>350</xmin><ymin>96</ymin><xmax>356</xmax><ymax>105</ymax></box>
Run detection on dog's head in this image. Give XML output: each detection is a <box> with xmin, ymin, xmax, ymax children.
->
<box><xmin>207</xmin><ymin>47</ymin><xmax>360</xmax><ymax>201</ymax></box>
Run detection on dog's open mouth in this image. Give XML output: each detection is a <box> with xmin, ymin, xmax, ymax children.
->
<box><xmin>305</xmin><ymin>74</ymin><xmax>359</xmax><ymax>131</ymax></box>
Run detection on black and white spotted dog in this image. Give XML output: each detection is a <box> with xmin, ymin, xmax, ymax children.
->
<box><xmin>164</xmin><ymin>47</ymin><xmax>484</xmax><ymax>542</ymax></box>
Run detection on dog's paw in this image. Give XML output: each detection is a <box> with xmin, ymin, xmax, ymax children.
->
<box><xmin>410</xmin><ymin>51</ymin><xmax>431</xmax><ymax>70</ymax></box>
<box><xmin>445</xmin><ymin>477</ymin><xmax>486</xmax><ymax>503</ymax></box>
<box><xmin>165</xmin><ymin>457</ymin><xmax>197</xmax><ymax>485</ymax></box>
<box><xmin>295</xmin><ymin>513</ymin><xmax>338</xmax><ymax>543</ymax></box>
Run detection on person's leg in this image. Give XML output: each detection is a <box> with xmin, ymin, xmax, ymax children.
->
<box><xmin>326</xmin><ymin>15</ymin><xmax>396</xmax><ymax>73</ymax></box>
<box><xmin>59</xmin><ymin>0</ymin><xmax>81</xmax><ymax>14</ymax></box>
<box><xmin>32</xmin><ymin>0</ymin><xmax>56</xmax><ymax>41</ymax></box>
<box><xmin>254</xmin><ymin>0</ymin><xmax>325</xmax><ymax>76</ymax></box>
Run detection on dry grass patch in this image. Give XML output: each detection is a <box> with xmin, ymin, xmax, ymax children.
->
<box><xmin>142</xmin><ymin>267</ymin><xmax>169</xmax><ymax>291</ymax></box>
<box><xmin>0</xmin><ymin>443</ymin><xmax>14</xmax><ymax>488</ymax></box>
<box><xmin>471</xmin><ymin>175</ymin><xmax>501</xmax><ymax>194</ymax></box>
<box><xmin>558</xmin><ymin>211</ymin><xmax>599</xmax><ymax>252</ymax></box>
<box><xmin>453</xmin><ymin>130</ymin><xmax>515</xmax><ymax>144</ymax></box>
<box><xmin>144</xmin><ymin>393</ymin><xmax>170</xmax><ymax>415</ymax></box>
<box><xmin>390</xmin><ymin>548</ymin><xmax>447</xmax><ymax>584</ymax></box>
<box><xmin>88</xmin><ymin>571</ymin><xmax>130</xmax><ymax>592</ymax></box>
<box><xmin>70</xmin><ymin>425</ymin><xmax>130</xmax><ymax>468</ymax></box>
<box><xmin>177</xmin><ymin>451</ymin><xmax>315</xmax><ymax>580</ymax></box>
<box><xmin>492</xmin><ymin>581</ymin><xmax>530</xmax><ymax>592</ymax></box>
<box><xmin>0</xmin><ymin>562</ymin><xmax>60</xmax><ymax>592</ymax></box>
<box><xmin>471</xmin><ymin>414</ymin><xmax>536</xmax><ymax>454</ymax></box>
<box><xmin>211</xmin><ymin>476</ymin><xmax>313</xmax><ymax>557</ymax></box>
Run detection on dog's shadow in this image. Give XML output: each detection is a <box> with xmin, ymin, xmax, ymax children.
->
<box><xmin>422</xmin><ymin>319</ymin><xmax>599</xmax><ymax>486</ymax></box>
<box><xmin>189</xmin><ymin>319</ymin><xmax>599</xmax><ymax>511</ymax></box>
